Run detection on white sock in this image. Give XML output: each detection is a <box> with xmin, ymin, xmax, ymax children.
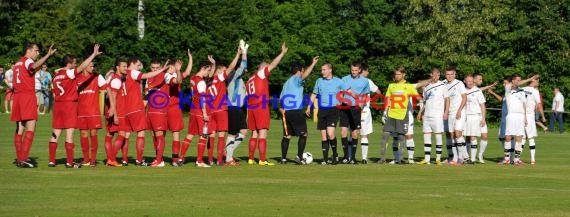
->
<box><xmin>361</xmin><ymin>137</ymin><xmax>369</xmax><ymax>160</ymax></box>
<box><xmin>423</xmin><ymin>134</ymin><xmax>431</xmax><ymax>161</ymax></box>
<box><xmin>479</xmin><ymin>140</ymin><xmax>488</xmax><ymax>160</ymax></box>
<box><xmin>406</xmin><ymin>139</ymin><xmax>415</xmax><ymax>161</ymax></box>
<box><xmin>226</xmin><ymin>133</ymin><xmax>244</xmax><ymax>161</ymax></box>
<box><xmin>529</xmin><ymin>138</ymin><xmax>536</xmax><ymax>162</ymax></box>
<box><xmin>225</xmin><ymin>136</ymin><xmax>235</xmax><ymax>162</ymax></box>
<box><xmin>470</xmin><ymin>139</ymin><xmax>478</xmax><ymax>162</ymax></box>
<box><xmin>435</xmin><ymin>134</ymin><xmax>443</xmax><ymax>161</ymax></box>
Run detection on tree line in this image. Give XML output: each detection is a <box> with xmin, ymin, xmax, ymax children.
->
<box><xmin>1</xmin><ymin>0</ymin><xmax>569</xmax><ymax>120</ymax></box>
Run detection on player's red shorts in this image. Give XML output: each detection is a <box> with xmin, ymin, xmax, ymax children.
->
<box><xmin>119</xmin><ymin>110</ymin><xmax>147</xmax><ymax>132</ymax></box>
<box><xmin>247</xmin><ymin>106</ymin><xmax>270</xmax><ymax>130</ymax></box>
<box><xmin>10</xmin><ymin>93</ymin><xmax>38</xmax><ymax>122</ymax></box>
<box><xmin>209</xmin><ymin>110</ymin><xmax>228</xmax><ymax>131</ymax></box>
<box><xmin>53</xmin><ymin>101</ymin><xmax>78</xmax><ymax>129</ymax></box>
<box><xmin>188</xmin><ymin>114</ymin><xmax>212</xmax><ymax>135</ymax></box>
<box><xmin>77</xmin><ymin>116</ymin><xmax>103</xmax><ymax>130</ymax></box>
<box><xmin>147</xmin><ymin>111</ymin><xmax>168</xmax><ymax>131</ymax></box>
<box><xmin>106</xmin><ymin>115</ymin><xmax>120</xmax><ymax>133</ymax></box>
<box><xmin>5</xmin><ymin>89</ymin><xmax>14</xmax><ymax>100</ymax></box>
<box><xmin>167</xmin><ymin>105</ymin><xmax>184</xmax><ymax>131</ymax></box>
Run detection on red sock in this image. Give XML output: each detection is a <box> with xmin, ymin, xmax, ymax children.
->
<box><xmin>207</xmin><ymin>137</ymin><xmax>215</xmax><ymax>163</ymax></box>
<box><xmin>136</xmin><ymin>136</ymin><xmax>145</xmax><ymax>162</ymax></box>
<box><xmin>14</xmin><ymin>134</ymin><xmax>22</xmax><ymax>161</ymax></box>
<box><xmin>64</xmin><ymin>142</ymin><xmax>75</xmax><ymax>165</ymax></box>
<box><xmin>122</xmin><ymin>138</ymin><xmax>129</xmax><ymax>162</ymax></box>
<box><xmin>180</xmin><ymin>138</ymin><xmax>192</xmax><ymax>161</ymax></box>
<box><xmin>197</xmin><ymin>138</ymin><xmax>206</xmax><ymax>163</ymax></box>
<box><xmin>153</xmin><ymin>136</ymin><xmax>158</xmax><ymax>153</ymax></box>
<box><xmin>217</xmin><ymin>136</ymin><xmax>225</xmax><ymax>164</ymax></box>
<box><xmin>172</xmin><ymin>141</ymin><xmax>180</xmax><ymax>162</ymax></box>
<box><xmin>258</xmin><ymin>138</ymin><xmax>267</xmax><ymax>161</ymax></box>
<box><xmin>156</xmin><ymin>135</ymin><xmax>165</xmax><ymax>162</ymax></box>
<box><xmin>104</xmin><ymin>135</ymin><xmax>113</xmax><ymax>162</ymax></box>
<box><xmin>90</xmin><ymin>135</ymin><xmax>98</xmax><ymax>164</ymax></box>
<box><xmin>80</xmin><ymin>137</ymin><xmax>89</xmax><ymax>163</ymax></box>
<box><xmin>22</xmin><ymin>131</ymin><xmax>34</xmax><ymax>161</ymax></box>
<box><xmin>112</xmin><ymin>135</ymin><xmax>125</xmax><ymax>162</ymax></box>
<box><xmin>248</xmin><ymin>138</ymin><xmax>257</xmax><ymax>160</ymax></box>
<box><xmin>49</xmin><ymin>142</ymin><xmax>58</xmax><ymax>163</ymax></box>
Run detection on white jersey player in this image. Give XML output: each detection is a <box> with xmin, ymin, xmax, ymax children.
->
<box><xmin>463</xmin><ymin>75</ymin><xmax>486</xmax><ymax>163</ymax></box>
<box><xmin>500</xmin><ymin>74</ymin><xmax>527</xmax><ymax>165</ymax></box>
<box><xmin>443</xmin><ymin>67</ymin><xmax>467</xmax><ymax>164</ymax></box>
<box><xmin>360</xmin><ymin>65</ymin><xmax>381</xmax><ymax>164</ymax></box>
<box><xmin>416</xmin><ymin>68</ymin><xmax>449</xmax><ymax>165</ymax></box>
<box><xmin>522</xmin><ymin>78</ymin><xmax>542</xmax><ymax>165</ymax></box>
<box><xmin>472</xmin><ymin>73</ymin><xmax>497</xmax><ymax>163</ymax></box>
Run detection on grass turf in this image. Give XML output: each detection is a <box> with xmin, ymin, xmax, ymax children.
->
<box><xmin>1</xmin><ymin>114</ymin><xmax>569</xmax><ymax>217</ymax></box>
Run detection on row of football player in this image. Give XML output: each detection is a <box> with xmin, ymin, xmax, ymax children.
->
<box><xmin>9</xmin><ymin>41</ymin><xmax>542</xmax><ymax>168</ymax></box>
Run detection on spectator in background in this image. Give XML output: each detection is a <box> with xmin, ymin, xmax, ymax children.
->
<box><xmin>39</xmin><ymin>65</ymin><xmax>52</xmax><ymax>114</ymax></box>
<box><xmin>4</xmin><ymin>64</ymin><xmax>14</xmax><ymax>113</ymax></box>
<box><xmin>550</xmin><ymin>87</ymin><xmax>565</xmax><ymax>133</ymax></box>
<box><xmin>0</xmin><ymin>66</ymin><xmax>4</xmax><ymax>112</ymax></box>
<box><xmin>34</xmin><ymin>65</ymin><xmax>45</xmax><ymax>114</ymax></box>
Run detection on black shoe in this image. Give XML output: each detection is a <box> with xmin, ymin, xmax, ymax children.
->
<box><xmin>65</xmin><ymin>162</ymin><xmax>82</xmax><ymax>168</ymax></box>
<box><xmin>321</xmin><ymin>161</ymin><xmax>328</xmax><ymax>165</ymax></box>
<box><xmin>48</xmin><ymin>162</ymin><xmax>56</xmax><ymax>167</ymax></box>
<box><xmin>349</xmin><ymin>159</ymin><xmax>358</xmax><ymax>165</ymax></box>
<box><xmin>136</xmin><ymin>160</ymin><xmax>149</xmax><ymax>167</ymax></box>
<box><xmin>377</xmin><ymin>159</ymin><xmax>386</xmax><ymax>164</ymax></box>
<box><xmin>361</xmin><ymin>159</ymin><xmax>368</xmax><ymax>164</ymax></box>
<box><xmin>121</xmin><ymin>161</ymin><xmax>129</xmax><ymax>166</ymax></box>
<box><xmin>19</xmin><ymin>160</ymin><xmax>35</xmax><ymax>168</ymax></box>
<box><xmin>331</xmin><ymin>158</ymin><xmax>338</xmax><ymax>165</ymax></box>
<box><xmin>341</xmin><ymin>158</ymin><xmax>349</xmax><ymax>164</ymax></box>
<box><xmin>280</xmin><ymin>158</ymin><xmax>288</xmax><ymax>164</ymax></box>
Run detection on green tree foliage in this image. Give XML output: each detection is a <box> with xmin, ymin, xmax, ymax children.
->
<box><xmin>0</xmin><ymin>0</ymin><xmax>569</xmax><ymax>117</ymax></box>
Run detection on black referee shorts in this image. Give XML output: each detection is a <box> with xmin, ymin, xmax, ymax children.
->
<box><xmin>317</xmin><ymin>107</ymin><xmax>339</xmax><ymax>130</ymax></box>
<box><xmin>282</xmin><ymin>109</ymin><xmax>307</xmax><ymax>136</ymax></box>
<box><xmin>228</xmin><ymin>106</ymin><xmax>247</xmax><ymax>135</ymax></box>
<box><xmin>339</xmin><ymin>106</ymin><xmax>362</xmax><ymax>129</ymax></box>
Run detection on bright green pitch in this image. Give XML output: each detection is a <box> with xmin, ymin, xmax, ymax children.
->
<box><xmin>1</xmin><ymin>114</ymin><xmax>569</xmax><ymax>217</ymax></box>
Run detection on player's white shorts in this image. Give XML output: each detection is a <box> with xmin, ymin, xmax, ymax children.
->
<box><xmin>360</xmin><ymin>107</ymin><xmax>373</xmax><ymax>136</ymax></box>
<box><xmin>505</xmin><ymin>113</ymin><xmax>525</xmax><ymax>136</ymax></box>
<box><xmin>406</xmin><ymin>110</ymin><xmax>414</xmax><ymax>135</ymax></box>
<box><xmin>422</xmin><ymin>116</ymin><xmax>444</xmax><ymax>133</ymax></box>
<box><xmin>525</xmin><ymin>113</ymin><xmax>537</xmax><ymax>138</ymax></box>
<box><xmin>464</xmin><ymin>114</ymin><xmax>482</xmax><ymax>137</ymax></box>
<box><xmin>481</xmin><ymin>123</ymin><xmax>488</xmax><ymax>134</ymax></box>
<box><xmin>444</xmin><ymin>110</ymin><xmax>466</xmax><ymax>132</ymax></box>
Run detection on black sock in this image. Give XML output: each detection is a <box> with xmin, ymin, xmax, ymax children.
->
<box><xmin>341</xmin><ymin>137</ymin><xmax>348</xmax><ymax>159</ymax></box>
<box><xmin>298</xmin><ymin>135</ymin><xmax>307</xmax><ymax>159</ymax></box>
<box><xmin>351</xmin><ymin>138</ymin><xmax>358</xmax><ymax>161</ymax></box>
<box><xmin>446</xmin><ymin>144</ymin><xmax>453</xmax><ymax>158</ymax></box>
<box><xmin>321</xmin><ymin>140</ymin><xmax>329</xmax><ymax>162</ymax></box>
<box><xmin>330</xmin><ymin>138</ymin><xmax>338</xmax><ymax>158</ymax></box>
<box><xmin>280</xmin><ymin>137</ymin><xmax>290</xmax><ymax>160</ymax></box>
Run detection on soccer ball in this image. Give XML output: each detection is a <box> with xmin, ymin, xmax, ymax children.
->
<box><xmin>302</xmin><ymin>152</ymin><xmax>313</xmax><ymax>164</ymax></box>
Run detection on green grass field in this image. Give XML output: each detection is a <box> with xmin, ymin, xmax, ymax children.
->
<box><xmin>1</xmin><ymin>114</ymin><xmax>570</xmax><ymax>217</ymax></box>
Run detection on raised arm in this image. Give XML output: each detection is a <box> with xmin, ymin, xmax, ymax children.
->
<box><xmin>268</xmin><ymin>43</ymin><xmax>288</xmax><ymax>72</ymax></box>
<box><xmin>519</xmin><ymin>74</ymin><xmax>539</xmax><ymax>86</ymax></box>
<box><xmin>77</xmin><ymin>44</ymin><xmax>103</xmax><ymax>73</ymax></box>
<box><xmin>173</xmin><ymin>60</ymin><xmax>183</xmax><ymax>84</ymax></box>
<box><xmin>141</xmin><ymin>60</ymin><xmax>170</xmax><ymax>79</ymax></box>
<box><xmin>32</xmin><ymin>44</ymin><xmax>57</xmax><ymax>70</ymax></box>
<box><xmin>301</xmin><ymin>56</ymin><xmax>319</xmax><ymax>80</ymax></box>
<box><xmin>415</xmin><ymin>78</ymin><xmax>431</xmax><ymax>89</ymax></box>
<box><xmin>234</xmin><ymin>44</ymin><xmax>248</xmax><ymax>78</ymax></box>
<box><xmin>479</xmin><ymin>81</ymin><xmax>498</xmax><ymax>91</ymax></box>
<box><xmin>226</xmin><ymin>46</ymin><xmax>242</xmax><ymax>74</ymax></box>
<box><xmin>182</xmin><ymin>49</ymin><xmax>193</xmax><ymax>78</ymax></box>
<box><xmin>207</xmin><ymin>55</ymin><xmax>216</xmax><ymax>77</ymax></box>
<box><xmin>486</xmin><ymin>88</ymin><xmax>503</xmax><ymax>102</ymax></box>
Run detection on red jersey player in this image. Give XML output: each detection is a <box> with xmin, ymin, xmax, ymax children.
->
<box><xmin>181</xmin><ymin>60</ymin><xmax>212</xmax><ymax>168</ymax></box>
<box><xmin>246</xmin><ymin>43</ymin><xmax>288</xmax><ymax>166</ymax></box>
<box><xmin>48</xmin><ymin>44</ymin><xmax>102</xmax><ymax>168</ymax></box>
<box><xmin>150</xmin><ymin>50</ymin><xmax>193</xmax><ymax>167</ymax></box>
<box><xmin>76</xmin><ymin>61</ymin><xmax>108</xmax><ymax>167</ymax></box>
<box><xmin>108</xmin><ymin>57</ymin><xmax>169</xmax><ymax>166</ymax></box>
<box><xmin>204</xmin><ymin>46</ymin><xmax>241</xmax><ymax>166</ymax></box>
<box><xmin>11</xmin><ymin>43</ymin><xmax>56</xmax><ymax>168</ymax></box>
<box><xmin>103</xmin><ymin>63</ymin><xmax>131</xmax><ymax>166</ymax></box>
